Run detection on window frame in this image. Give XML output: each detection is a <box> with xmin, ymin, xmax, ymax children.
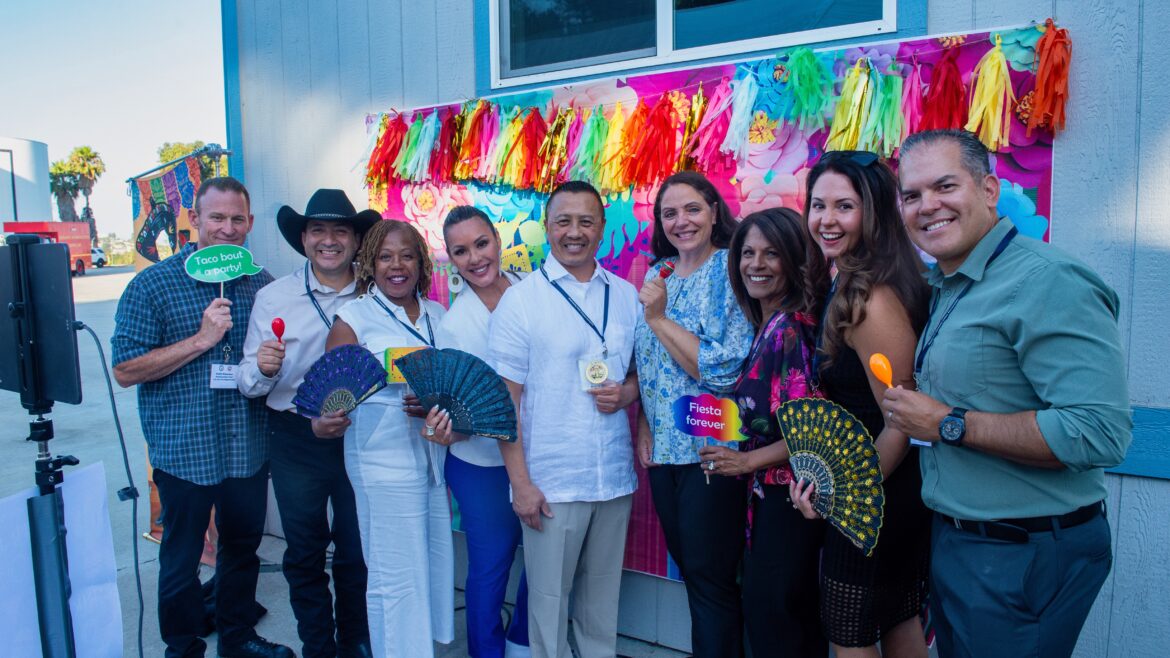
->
<box><xmin>489</xmin><ymin>0</ymin><xmax>898</xmax><ymax>89</ymax></box>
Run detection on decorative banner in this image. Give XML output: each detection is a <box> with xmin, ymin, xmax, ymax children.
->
<box><xmin>384</xmin><ymin>346</ymin><xmax>426</xmax><ymax>384</ymax></box>
<box><xmin>184</xmin><ymin>244</ymin><xmax>262</xmax><ymax>283</ymax></box>
<box><xmin>672</xmin><ymin>393</ymin><xmax>744</xmax><ymax>441</ymax></box>
<box><xmin>366</xmin><ymin>22</ymin><xmax>1066</xmax><ymax>580</ymax></box>
<box><xmin>130</xmin><ymin>157</ymin><xmax>202</xmax><ymax>270</ymax></box>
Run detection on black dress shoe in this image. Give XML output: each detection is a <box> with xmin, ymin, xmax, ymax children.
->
<box><xmin>338</xmin><ymin>639</ymin><xmax>373</xmax><ymax>658</ymax></box>
<box><xmin>218</xmin><ymin>635</ymin><xmax>295</xmax><ymax>658</ymax></box>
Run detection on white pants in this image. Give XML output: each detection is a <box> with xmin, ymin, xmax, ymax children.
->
<box><xmin>521</xmin><ymin>495</ymin><xmax>633</xmax><ymax>658</ymax></box>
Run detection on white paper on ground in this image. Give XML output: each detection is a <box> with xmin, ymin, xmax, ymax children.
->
<box><xmin>0</xmin><ymin>461</ymin><xmax>123</xmax><ymax>657</ymax></box>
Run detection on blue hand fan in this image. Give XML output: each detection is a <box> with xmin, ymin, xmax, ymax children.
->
<box><xmin>777</xmin><ymin>398</ymin><xmax>885</xmax><ymax>556</ymax></box>
<box><xmin>394</xmin><ymin>348</ymin><xmax>517</xmax><ymax>442</ymax></box>
<box><xmin>293</xmin><ymin>344</ymin><xmax>388</xmax><ymax>417</ymax></box>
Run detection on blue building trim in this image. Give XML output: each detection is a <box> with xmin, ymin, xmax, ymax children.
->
<box><xmin>1109</xmin><ymin>406</ymin><xmax>1170</xmax><ymax>480</ymax></box>
<box><xmin>221</xmin><ymin>0</ymin><xmax>245</xmax><ymax>182</ymax></box>
<box><xmin>474</xmin><ymin>0</ymin><xmax>927</xmax><ymax>97</ymax></box>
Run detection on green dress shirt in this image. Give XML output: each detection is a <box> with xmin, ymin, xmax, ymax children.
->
<box><xmin>917</xmin><ymin>219</ymin><xmax>1132</xmax><ymax>520</ymax></box>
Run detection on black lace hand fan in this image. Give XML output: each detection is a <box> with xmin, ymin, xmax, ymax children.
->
<box><xmin>293</xmin><ymin>344</ymin><xmax>388</xmax><ymax>417</ymax></box>
<box><xmin>395</xmin><ymin>348</ymin><xmax>518</xmax><ymax>442</ymax></box>
<box><xmin>778</xmin><ymin>397</ymin><xmax>885</xmax><ymax>556</ymax></box>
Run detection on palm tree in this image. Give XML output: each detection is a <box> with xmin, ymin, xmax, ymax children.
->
<box><xmin>49</xmin><ymin>160</ymin><xmax>80</xmax><ymax>222</ymax></box>
<box><xmin>68</xmin><ymin>146</ymin><xmax>106</xmax><ymax>211</ymax></box>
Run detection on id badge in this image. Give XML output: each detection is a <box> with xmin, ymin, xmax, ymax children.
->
<box><xmin>909</xmin><ymin>438</ymin><xmax>933</xmax><ymax>448</ymax></box>
<box><xmin>577</xmin><ymin>352</ymin><xmax>623</xmax><ymax>391</ymax></box>
<box><xmin>210</xmin><ymin>363</ymin><xmax>239</xmax><ymax>389</ymax></box>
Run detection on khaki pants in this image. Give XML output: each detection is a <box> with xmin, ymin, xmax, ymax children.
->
<box><xmin>521</xmin><ymin>495</ymin><xmax>633</xmax><ymax>658</ymax></box>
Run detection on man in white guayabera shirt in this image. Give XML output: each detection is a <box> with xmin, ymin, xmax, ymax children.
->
<box><xmin>489</xmin><ymin>180</ymin><xmax>642</xmax><ymax>658</ymax></box>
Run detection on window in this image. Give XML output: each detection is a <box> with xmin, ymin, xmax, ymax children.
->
<box><xmin>491</xmin><ymin>0</ymin><xmax>896</xmax><ymax>88</ymax></box>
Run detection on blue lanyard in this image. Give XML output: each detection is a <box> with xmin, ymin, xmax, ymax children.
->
<box><xmin>371</xmin><ymin>293</ymin><xmax>435</xmax><ymax>347</ymax></box>
<box><xmin>540</xmin><ymin>265</ymin><xmax>610</xmax><ymax>356</ymax></box>
<box><xmin>914</xmin><ymin>227</ymin><xmax>1018</xmax><ymax>377</ymax></box>
<box><xmin>303</xmin><ymin>263</ymin><xmax>333</xmax><ymax>329</ymax></box>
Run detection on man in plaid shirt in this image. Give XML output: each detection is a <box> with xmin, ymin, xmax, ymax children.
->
<box><xmin>113</xmin><ymin>177</ymin><xmax>292</xmax><ymax>658</ymax></box>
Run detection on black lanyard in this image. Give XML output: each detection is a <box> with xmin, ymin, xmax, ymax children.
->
<box><xmin>371</xmin><ymin>292</ymin><xmax>435</xmax><ymax>347</ymax></box>
<box><xmin>914</xmin><ymin>227</ymin><xmax>1018</xmax><ymax>376</ymax></box>
<box><xmin>541</xmin><ymin>265</ymin><xmax>610</xmax><ymax>356</ymax></box>
<box><xmin>303</xmin><ymin>263</ymin><xmax>333</xmax><ymax>329</ymax></box>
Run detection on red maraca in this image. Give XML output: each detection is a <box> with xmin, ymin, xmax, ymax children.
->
<box><xmin>271</xmin><ymin>317</ymin><xmax>285</xmax><ymax>344</ymax></box>
<box><xmin>659</xmin><ymin>261</ymin><xmax>676</xmax><ymax>278</ymax></box>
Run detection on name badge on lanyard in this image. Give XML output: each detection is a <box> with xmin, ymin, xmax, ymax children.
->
<box><xmin>210</xmin><ymin>344</ymin><xmax>239</xmax><ymax>389</ymax></box>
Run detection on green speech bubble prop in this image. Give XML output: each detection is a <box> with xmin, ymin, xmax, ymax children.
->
<box><xmin>184</xmin><ymin>244</ymin><xmax>263</xmax><ymax>285</ymax></box>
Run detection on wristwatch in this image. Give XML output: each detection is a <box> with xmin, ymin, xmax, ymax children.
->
<box><xmin>939</xmin><ymin>407</ymin><xmax>968</xmax><ymax>446</ymax></box>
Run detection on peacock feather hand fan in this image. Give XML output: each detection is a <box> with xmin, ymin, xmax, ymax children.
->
<box><xmin>395</xmin><ymin>348</ymin><xmax>518</xmax><ymax>442</ymax></box>
<box><xmin>778</xmin><ymin>397</ymin><xmax>885</xmax><ymax>556</ymax></box>
<box><xmin>293</xmin><ymin>344</ymin><xmax>388</xmax><ymax>417</ymax></box>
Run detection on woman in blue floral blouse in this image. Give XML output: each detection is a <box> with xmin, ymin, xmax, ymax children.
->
<box><xmin>699</xmin><ymin>207</ymin><xmax>827</xmax><ymax>658</ymax></box>
<box><xmin>633</xmin><ymin>171</ymin><xmax>754</xmax><ymax>658</ymax></box>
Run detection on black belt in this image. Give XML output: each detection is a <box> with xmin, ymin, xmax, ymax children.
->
<box><xmin>938</xmin><ymin>501</ymin><xmax>1105</xmax><ymax>544</ymax></box>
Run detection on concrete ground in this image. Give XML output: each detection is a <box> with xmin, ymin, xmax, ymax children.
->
<box><xmin>0</xmin><ymin>265</ymin><xmax>686</xmax><ymax>657</ymax></box>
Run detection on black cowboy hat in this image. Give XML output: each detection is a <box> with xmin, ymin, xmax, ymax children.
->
<box><xmin>277</xmin><ymin>189</ymin><xmax>381</xmax><ymax>256</ymax></box>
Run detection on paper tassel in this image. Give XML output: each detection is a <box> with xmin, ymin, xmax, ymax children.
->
<box><xmin>596</xmin><ymin>102</ymin><xmax>628</xmax><ymax>195</ymax></box>
<box><xmin>562</xmin><ymin>108</ymin><xmax>586</xmax><ymax>181</ymax></box>
<box><xmin>476</xmin><ymin>104</ymin><xmax>505</xmax><ymax>181</ymax></box>
<box><xmin>429</xmin><ymin>109</ymin><xmax>458</xmax><ymax>183</ymax></box>
<box><xmin>677</xmin><ymin>83</ymin><xmax>707</xmax><ymax>171</ymax></box>
<box><xmin>455</xmin><ymin>100</ymin><xmax>489</xmax><ymax>180</ymax></box>
<box><xmin>901</xmin><ymin>59</ymin><xmax>926</xmax><ymax>137</ymax></box>
<box><xmin>492</xmin><ymin>106</ymin><xmax>523</xmax><ymax>185</ymax></box>
<box><xmin>786</xmin><ymin>48</ymin><xmax>834</xmax><ymax>131</ymax></box>
<box><xmin>827</xmin><ymin>58</ymin><xmax>875</xmax><ymax>151</ymax></box>
<box><xmin>536</xmin><ymin>107</ymin><xmax>574</xmax><ymax>193</ymax></box>
<box><xmin>720</xmin><ymin>73</ymin><xmax>760</xmax><ymax>163</ymax></box>
<box><xmin>1028</xmin><ymin>18</ymin><xmax>1071</xmax><ymax>135</ymax></box>
<box><xmin>500</xmin><ymin>108</ymin><xmax>548</xmax><ymax>189</ymax></box>
<box><xmin>687</xmin><ymin>78</ymin><xmax>733</xmax><ymax>173</ymax></box>
<box><xmin>397</xmin><ymin>110</ymin><xmax>440</xmax><ymax>181</ymax></box>
<box><xmin>625</xmin><ymin>94</ymin><xmax>683</xmax><ymax>188</ymax></box>
<box><xmin>920</xmin><ymin>47</ymin><xmax>966</xmax><ymax>131</ymax></box>
<box><xmin>859</xmin><ymin>66</ymin><xmax>904</xmax><ymax>157</ymax></box>
<box><xmin>965</xmin><ymin>34</ymin><xmax>1016</xmax><ymax>151</ymax></box>
<box><xmin>569</xmin><ymin>106</ymin><xmax>609</xmax><ymax>182</ymax></box>
<box><xmin>366</xmin><ymin>113</ymin><xmax>408</xmax><ymax>188</ymax></box>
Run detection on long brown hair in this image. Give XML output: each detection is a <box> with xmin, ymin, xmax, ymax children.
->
<box><xmin>801</xmin><ymin>151</ymin><xmax>929</xmax><ymax>370</ymax></box>
<box><xmin>356</xmin><ymin>219</ymin><xmax>433</xmax><ymax>295</ymax></box>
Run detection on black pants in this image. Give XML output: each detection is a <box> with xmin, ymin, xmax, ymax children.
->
<box><xmin>649</xmin><ymin>463</ymin><xmax>747</xmax><ymax>658</ymax></box>
<box><xmin>154</xmin><ymin>465</ymin><xmax>269</xmax><ymax>658</ymax></box>
<box><xmin>269</xmin><ymin>410</ymin><xmax>369</xmax><ymax>658</ymax></box>
<box><xmin>742</xmin><ymin>484</ymin><xmax>827</xmax><ymax>658</ymax></box>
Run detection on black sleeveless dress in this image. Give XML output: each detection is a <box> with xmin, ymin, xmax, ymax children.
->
<box><xmin>818</xmin><ymin>344</ymin><xmax>932</xmax><ymax>647</ymax></box>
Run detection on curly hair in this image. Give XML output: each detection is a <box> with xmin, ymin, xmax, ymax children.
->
<box><xmin>355</xmin><ymin>219</ymin><xmax>432</xmax><ymax>296</ymax></box>
<box><xmin>728</xmin><ymin>207</ymin><xmax>812</xmax><ymax>328</ymax></box>
<box><xmin>801</xmin><ymin>151</ymin><xmax>929</xmax><ymax>370</ymax></box>
<box><xmin>650</xmin><ymin>171</ymin><xmax>737</xmax><ymax>260</ymax></box>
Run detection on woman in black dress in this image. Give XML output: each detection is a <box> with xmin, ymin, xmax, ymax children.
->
<box><xmin>791</xmin><ymin>150</ymin><xmax>932</xmax><ymax>658</ymax></box>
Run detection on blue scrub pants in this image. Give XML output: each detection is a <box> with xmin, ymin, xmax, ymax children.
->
<box><xmin>446</xmin><ymin>453</ymin><xmax>530</xmax><ymax>657</ymax></box>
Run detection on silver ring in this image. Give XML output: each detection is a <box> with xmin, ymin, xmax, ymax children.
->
<box><xmin>887</xmin><ymin>410</ymin><xmax>894</xmax><ymax>420</ymax></box>
<box><xmin>706</xmin><ymin>460</ymin><xmax>716</xmax><ymax>471</ymax></box>
<box><xmin>425</xmin><ymin>425</ymin><xmax>436</xmax><ymax>437</ymax></box>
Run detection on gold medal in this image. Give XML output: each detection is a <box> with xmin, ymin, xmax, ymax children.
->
<box><xmin>585</xmin><ymin>359</ymin><xmax>609</xmax><ymax>385</ymax></box>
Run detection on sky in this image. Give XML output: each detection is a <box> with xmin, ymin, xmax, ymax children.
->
<box><xmin>0</xmin><ymin>1</ymin><xmax>226</xmax><ymax>238</ymax></box>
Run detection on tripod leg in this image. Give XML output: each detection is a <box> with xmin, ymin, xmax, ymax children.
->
<box><xmin>28</xmin><ymin>488</ymin><xmax>77</xmax><ymax>658</ymax></box>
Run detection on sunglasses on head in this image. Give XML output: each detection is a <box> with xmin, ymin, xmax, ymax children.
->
<box><xmin>821</xmin><ymin>150</ymin><xmax>880</xmax><ymax>167</ymax></box>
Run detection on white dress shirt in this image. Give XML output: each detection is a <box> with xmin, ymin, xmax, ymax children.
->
<box><xmin>435</xmin><ymin>272</ymin><xmax>521</xmax><ymax>468</ymax></box>
<box><xmin>489</xmin><ymin>256</ymin><xmax>639</xmax><ymax>504</ymax></box>
<box><xmin>238</xmin><ymin>263</ymin><xmax>360</xmax><ymax>411</ymax></box>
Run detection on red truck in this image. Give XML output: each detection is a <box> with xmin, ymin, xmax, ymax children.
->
<box><xmin>3</xmin><ymin>221</ymin><xmax>93</xmax><ymax>275</ymax></box>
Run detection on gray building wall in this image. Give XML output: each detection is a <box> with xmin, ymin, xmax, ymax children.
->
<box><xmin>226</xmin><ymin>0</ymin><xmax>1170</xmax><ymax>654</ymax></box>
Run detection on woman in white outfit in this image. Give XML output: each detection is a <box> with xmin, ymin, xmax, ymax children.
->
<box><xmin>319</xmin><ymin>219</ymin><xmax>454</xmax><ymax>657</ymax></box>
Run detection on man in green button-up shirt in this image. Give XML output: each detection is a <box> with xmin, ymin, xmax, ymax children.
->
<box><xmin>881</xmin><ymin>129</ymin><xmax>1131</xmax><ymax>658</ymax></box>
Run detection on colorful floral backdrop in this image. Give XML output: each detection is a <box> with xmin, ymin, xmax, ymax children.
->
<box><xmin>365</xmin><ymin>24</ymin><xmax>1063</xmax><ymax>579</ymax></box>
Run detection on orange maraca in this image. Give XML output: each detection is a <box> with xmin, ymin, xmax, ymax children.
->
<box><xmin>868</xmin><ymin>353</ymin><xmax>893</xmax><ymax>388</ymax></box>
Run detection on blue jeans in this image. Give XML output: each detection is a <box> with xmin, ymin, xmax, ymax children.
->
<box><xmin>930</xmin><ymin>510</ymin><xmax>1112</xmax><ymax>658</ymax></box>
<box><xmin>445</xmin><ymin>453</ymin><xmax>529</xmax><ymax>657</ymax></box>
<box><xmin>154</xmin><ymin>465</ymin><xmax>269</xmax><ymax>658</ymax></box>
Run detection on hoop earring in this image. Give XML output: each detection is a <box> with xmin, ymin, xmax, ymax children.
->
<box><xmin>447</xmin><ymin>265</ymin><xmax>465</xmax><ymax>294</ymax></box>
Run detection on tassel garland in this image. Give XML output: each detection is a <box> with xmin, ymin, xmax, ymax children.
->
<box><xmin>827</xmin><ymin>58</ymin><xmax>876</xmax><ymax>151</ymax></box>
<box><xmin>786</xmin><ymin>48</ymin><xmax>834</xmax><ymax>131</ymax></box>
<box><xmin>920</xmin><ymin>47</ymin><xmax>967</xmax><ymax>131</ymax></box>
<box><xmin>720</xmin><ymin>73</ymin><xmax>760</xmax><ymax>163</ymax></box>
<box><xmin>1028</xmin><ymin>18</ymin><xmax>1071</xmax><ymax>135</ymax></box>
<box><xmin>965</xmin><ymin>34</ymin><xmax>1016</xmax><ymax>151</ymax></box>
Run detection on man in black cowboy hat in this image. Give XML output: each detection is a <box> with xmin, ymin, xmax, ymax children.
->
<box><xmin>239</xmin><ymin>189</ymin><xmax>380</xmax><ymax>658</ymax></box>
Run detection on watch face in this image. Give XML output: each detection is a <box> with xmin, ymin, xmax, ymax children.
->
<box><xmin>940</xmin><ymin>417</ymin><xmax>964</xmax><ymax>443</ymax></box>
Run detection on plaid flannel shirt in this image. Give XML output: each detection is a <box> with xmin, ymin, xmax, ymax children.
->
<box><xmin>112</xmin><ymin>243</ymin><xmax>274</xmax><ymax>486</ymax></box>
